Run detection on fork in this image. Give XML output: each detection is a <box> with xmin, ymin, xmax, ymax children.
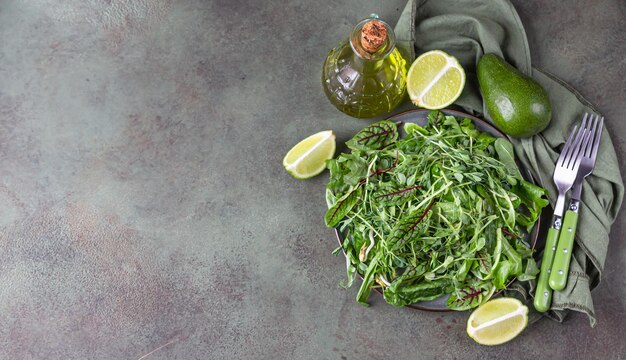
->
<box><xmin>549</xmin><ymin>113</ymin><xmax>604</xmax><ymax>291</ymax></box>
<box><xmin>533</xmin><ymin>122</ymin><xmax>591</xmax><ymax>313</ymax></box>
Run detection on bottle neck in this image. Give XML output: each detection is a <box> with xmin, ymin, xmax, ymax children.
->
<box><xmin>349</xmin><ymin>16</ymin><xmax>396</xmax><ymax>73</ymax></box>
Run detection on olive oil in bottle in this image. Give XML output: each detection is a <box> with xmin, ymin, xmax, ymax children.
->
<box><xmin>322</xmin><ymin>14</ymin><xmax>407</xmax><ymax>118</ymax></box>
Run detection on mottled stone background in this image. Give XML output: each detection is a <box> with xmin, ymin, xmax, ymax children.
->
<box><xmin>0</xmin><ymin>0</ymin><xmax>624</xmax><ymax>359</ymax></box>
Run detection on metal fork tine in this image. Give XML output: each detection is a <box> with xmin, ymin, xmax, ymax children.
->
<box><xmin>571</xmin><ymin>131</ymin><xmax>592</xmax><ymax>171</ymax></box>
<box><xmin>563</xmin><ymin>126</ymin><xmax>586</xmax><ymax>168</ymax></box>
<box><xmin>581</xmin><ymin>113</ymin><xmax>589</xmax><ymax>127</ymax></box>
<box><xmin>557</xmin><ymin>125</ymin><xmax>578</xmax><ymax>166</ymax></box>
<box><xmin>590</xmin><ymin>116</ymin><xmax>604</xmax><ymax>162</ymax></box>
<box><xmin>556</xmin><ymin>125</ymin><xmax>579</xmax><ymax>167</ymax></box>
<box><xmin>585</xmin><ymin>114</ymin><xmax>598</xmax><ymax>157</ymax></box>
<box><xmin>579</xmin><ymin>113</ymin><xmax>588</xmax><ymax>139</ymax></box>
<box><xmin>566</xmin><ymin>129</ymin><xmax>589</xmax><ymax>169</ymax></box>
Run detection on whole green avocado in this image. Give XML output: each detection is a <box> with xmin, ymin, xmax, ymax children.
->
<box><xmin>477</xmin><ymin>54</ymin><xmax>552</xmax><ymax>138</ymax></box>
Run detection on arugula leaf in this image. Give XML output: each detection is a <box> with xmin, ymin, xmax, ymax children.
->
<box><xmin>356</xmin><ymin>252</ymin><xmax>382</xmax><ymax>306</ymax></box>
<box><xmin>512</xmin><ymin>180</ymin><xmax>550</xmax><ymax>231</ymax></box>
<box><xmin>494</xmin><ymin>138</ymin><xmax>522</xmax><ymax>184</ymax></box>
<box><xmin>475</xmin><ymin>132</ymin><xmax>497</xmax><ymax>151</ymax></box>
<box><xmin>517</xmin><ymin>256</ymin><xmax>539</xmax><ymax>281</ymax></box>
<box><xmin>494</xmin><ymin>260</ymin><xmax>515</xmax><ymax>289</ymax></box>
<box><xmin>346</xmin><ymin>120</ymin><xmax>398</xmax><ymax>150</ymax></box>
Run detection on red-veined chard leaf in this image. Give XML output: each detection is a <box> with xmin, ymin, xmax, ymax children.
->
<box><xmin>426</xmin><ymin>110</ymin><xmax>445</xmax><ymax>127</ymax></box>
<box><xmin>346</xmin><ymin>120</ymin><xmax>398</xmax><ymax>150</ymax></box>
<box><xmin>388</xmin><ymin>201</ymin><xmax>436</xmax><ymax>249</ymax></box>
<box><xmin>477</xmin><ymin>250</ymin><xmax>492</xmax><ymax>276</ymax></box>
<box><xmin>373</xmin><ymin>185</ymin><xmax>423</xmax><ymax>206</ymax></box>
<box><xmin>324</xmin><ymin>187</ymin><xmax>362</xmax><ymax>228</ymax></box>
<box><xmin>446</xmin><ymin>282</ymin><xmax>495</xmax><ymax>311</ymax></box>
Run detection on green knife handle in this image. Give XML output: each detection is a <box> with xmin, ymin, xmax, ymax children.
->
<box><xmin>534</xmin><ymin>227</ymin><xmax>560</xmax><ymax>313</ymax></box>
<box><xmin>549</xmin><ymin>210</ymin><xmax>579</xmax><ymax>290</ymax></box>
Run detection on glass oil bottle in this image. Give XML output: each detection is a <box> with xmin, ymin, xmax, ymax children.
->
<box><xmin>322</xmin><ymin>14</ymin><xmax>407</xmax><ymax>118</ymax></box>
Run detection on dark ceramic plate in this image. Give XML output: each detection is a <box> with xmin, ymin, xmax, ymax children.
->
<box><xmin>334</xmin><ymin>109</ymin><xmax>542</xmax><ymax>311</ymax></box>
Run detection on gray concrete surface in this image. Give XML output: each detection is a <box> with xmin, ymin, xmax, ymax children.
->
<box><xmin>0</xmin><ymin>0</ymin><xmax>624</xmax><ymax>359</ymax></box>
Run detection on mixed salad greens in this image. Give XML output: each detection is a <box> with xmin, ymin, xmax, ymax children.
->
<box><xmin>325</xmin><ymin>111</ymin><xmax>549</xmax><ymax>310</ymax></box>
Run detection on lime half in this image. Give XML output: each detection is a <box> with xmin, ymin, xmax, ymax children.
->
<box><xmin>283</xmin><ymin>130</ymin><xmax>336</xmax><ymax>179</ymax></box>
<box><xmin>466</xmin><ymin>297</ymin><xmax>528</xmax><ymax>346</ymax></box>
<box><xmin>407</xmin><ymin>50</ymin><xmax>465</xmax><ymax>109</ymax></box>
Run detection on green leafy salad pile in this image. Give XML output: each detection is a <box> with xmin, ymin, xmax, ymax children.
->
<box><xmin>325</xmin><ymin>111</ymin><xmax>549</xmax><ymax>310</ymax></box>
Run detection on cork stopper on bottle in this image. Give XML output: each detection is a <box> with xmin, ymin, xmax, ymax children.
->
<box><xmin>360</xmin><ymin>20</ymin><xmax>387</xmax><ymax>53</ymax></box>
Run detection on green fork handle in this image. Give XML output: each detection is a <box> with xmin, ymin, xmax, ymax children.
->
<box><xmin>534</xmin><ymin>227</ymin><xmax>560</xmax><ymax>312</ymax></box>
<box><xmin>549</xmin><ymin>210</ymin><xmax>579</xmax><ymax>290</ymax></box>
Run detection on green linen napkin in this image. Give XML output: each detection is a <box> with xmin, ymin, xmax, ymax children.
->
<box><xmin>394</xmin><ymin>0</ymin><xmax>624</xmax><ymax>326</ymax></box>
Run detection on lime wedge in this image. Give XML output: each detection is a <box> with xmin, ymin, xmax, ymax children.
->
<box><xmin>466</xmin><ymin>297</ymin><xmax>528</xmax><ymax>346</ymax></box>
<box><xmin>407</xmin><ymin>50</ymin><xmax>465</xmax><ymax>110</ymax></box>
<box><xmin>283</xmin><ymin>130</ymin><xmax>336</xmax><ymax>179</ymax></box>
